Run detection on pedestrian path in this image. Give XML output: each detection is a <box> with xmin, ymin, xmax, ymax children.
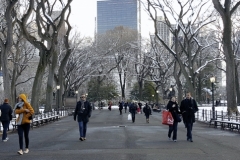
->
<box><xmin>0</xmin><ymin>109</ymin><xmax>240</xmax><ymax>160</ymax></box>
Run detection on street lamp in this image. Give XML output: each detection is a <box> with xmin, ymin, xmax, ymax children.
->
<box><xmin>156</xmin><ymin>90</ymin><xmax>159</xmax><ymax>107</ymax></box>
<box><xmin>75</xmin><ymin>91</ymin><xmax>78</xmax><ymax>103</ymax></box>
<box><xmin>169</xmin><ymin>87</ymin><xmax>172</xmax><ymax>99</ymax></box>
<box><xmin>210</xmin><ymin>76</ymin><xmax>215</xmax><ymax>119</ymax></box>
<box><xmin>56</xmin><ymin>85</ymin><xmax>60</xmax><ymax>115</ymax></box>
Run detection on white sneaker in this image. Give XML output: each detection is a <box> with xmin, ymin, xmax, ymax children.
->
<box><xmin>6</xmin><ymin>137</ymin><xmax>9</xmax><ymax>140</ymax></box>
<box><xmin>17</xmin><ymin>150</ymin><xmax>23</xmax><ymax>155</ymax></box>
<box><xmin>24</xmin><ymin>149</ymin><xmax>29</xmax><ymax>154</ymax></box>
<box><xmin>2</xmin><ymin>139</ymin><xmax>7</xmax><ymax>142</ymax></box>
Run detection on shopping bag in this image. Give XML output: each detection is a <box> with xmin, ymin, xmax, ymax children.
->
<box><xmin>128</xmin><ymin>113</ymin><xmax>132</xmax><ymax>120</ymax></box>
<box><xmin>162</xmin><ymin>110</ymin><xmax>174</xmax><ymax>125</ymax></box>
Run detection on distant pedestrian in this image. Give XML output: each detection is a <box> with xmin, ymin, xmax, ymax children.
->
<box><xmin>14</xmin><ymin>94</ymin><xmax>34</xmax><ymax>155</ymax></box>
<box><xmin>0</xmin><ymin>99</ymin><xmax>13</xmax><ymax>142</ymax></box>
<box><xmin>119</xmin><ymin>101</ymin><xmax>123</xmax><ymax>115</ymax></box>
<box><xmin>108</xmin><ymin>101</ymin><xmax>112</xmax><ymax>111</ymax></box>
<box><xmin>124</xmin><ymin>102</ymin><xmax>128</xmax><ymax>113</ymax></box>
<box><xmin>129</xmin><ymin>102</ymin><xmax>137</xmax><ymax>123</ymax></box>
<box><xmin>138</xmin><ymin>102</ymin><xmax>142</xmax><ymax>114</ymax></box>
<box><xmin>167</xmin><ymin>97</ymin><xmax>181</xmax><ymax>142</ymax></box>
<box><xmin>180</xmin><ymin>92</ymin><xmax>199</xmax><ymax>142</ymax></box>
<box><xmin>74</xmin><ymin>94</ymin><xmax>92</xmax><ymax>141</ymax></box>
<box><xmin>143</xmin><ymin>103</ymin><xmax>151</xmax><ymax>123</ymax></box>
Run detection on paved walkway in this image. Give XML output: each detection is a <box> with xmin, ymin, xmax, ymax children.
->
<box><xmin>0</xmin><ymin>109</ymin><xmax>240</xmax><ymax>160</ymax></box>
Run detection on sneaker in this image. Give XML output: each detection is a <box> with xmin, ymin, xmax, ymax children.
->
<box><xmin>17</xmin><ymin>150</ymin><xmax>23</xmax><ymax>155</ymax></box>
<box><xmin>6</xmin><ymin>137</ymin><xmax>9</xmax><ymax>140</ymax></box>
<box><xmin>2</xmin><ymin>139</ymin><xmax>7</xmax><ymax>142</ymax></box>
<box><xmin>79</xmin><ymin>137</ymin><xmax>84</xmax><ymax>141</ymax></box>
<box><xmin>83</xmin><ymin>137</ymin><xmax>86</xmax><ymax>140</ymax></box>
<box><xmin>190</xmin><ymin>139</ymin><xmax>193</xmax><ymax>142</ymax></box>
<box><xmin>173</xmin><ymin>140</ymin><xmax>177</xmax><ymax>142</ymax></box>
<box><xmin>24</xmin><ymin>149</ymin><xmax>29</xmax><ymax>154</ymax></box>
<box><xmin>168</xmin><ymin>137</ymin><xmax>171</xmax><ymax>141</ymax></box>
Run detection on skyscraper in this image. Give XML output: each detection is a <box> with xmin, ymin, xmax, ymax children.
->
<box><xmin>97</xmin><ymin>0</ymin><xmax>138</xmax><ymax>34</ymax></box>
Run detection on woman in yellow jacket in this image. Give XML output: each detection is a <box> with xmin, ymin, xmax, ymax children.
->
<box><xmin>14</xmin><ymin>94</ymin><xmax>34</xmax><ymax>155</ymax></box>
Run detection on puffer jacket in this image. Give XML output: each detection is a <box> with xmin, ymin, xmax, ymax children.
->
<box><xmin>15</xmin><ymin>94</ymin><xmax>34</xmax><ymax>125</ymax></box>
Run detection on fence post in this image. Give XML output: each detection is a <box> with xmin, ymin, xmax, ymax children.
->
<box><xmin>202</xmin><ymin>109</ymin><xmax>204</xmax><ymax>121</ymax></box>
<box><xmin>221</xmin><ymin>110</ymin><xmax>223</xmax><ymax>121</ymax></box>
<box><xmin>236</xmin><ymin>111</ymin><xmax>238</xmax><ymax>122</ymax></box>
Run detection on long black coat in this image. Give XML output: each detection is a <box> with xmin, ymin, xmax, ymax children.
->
<box><xmin>129</xmin><ymin>103</ymin><xmax>137</xmax><ymax>114</ymax></box>
<box><xmin>180</xmin><ymin>98</ymin><xmax>198</xmax><ymax>124</ymax></box>
<box><xmin>143</xmin><ymin>105</ymin><xmax>151</xmax><ymax>116</ymax></box>
<box><xmin>167</xmin><ymin>101</ymin><xmax>180</xmax><ymax>122</ymax></box>
<box><xmin>0</xmin><ymin>103</ymin><xmax>13</xmax><ymax>122</ymax></box>
<box><xmin>74</xmin><ymin>101</ymin><xmax>92</xmax><ymax>123</ymax></box>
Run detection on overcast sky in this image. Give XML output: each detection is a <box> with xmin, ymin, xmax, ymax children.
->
<box><xmin>69</xmin><ymin>0</ymin><xmax>153</xmax><ymax>38</ymax></box>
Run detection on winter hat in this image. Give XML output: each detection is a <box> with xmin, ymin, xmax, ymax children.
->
<box><xmin>4</xmin><ymin>98</ymin><xmax>9</xmax><ymax>103</ymax></box>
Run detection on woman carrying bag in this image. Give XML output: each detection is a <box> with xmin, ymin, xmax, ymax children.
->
<box><xmin>14</xmin><ymin>94</ymin><xmax>34</xmax><ymax>155</ymax></box>
<box><xmin>166</xmin><ymin>96</ymin><xmax>181</xmax><ymax>142</ymax></box>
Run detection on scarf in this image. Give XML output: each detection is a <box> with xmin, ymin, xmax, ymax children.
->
<box><xmin>14</xmin><ymin>102</ymin><xmax>24</xmax><ymax>125</ymax></box>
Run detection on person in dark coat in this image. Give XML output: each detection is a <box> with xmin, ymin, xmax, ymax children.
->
<box><xmin>167</xmin><ymin>97</ymin><xmax>181</xmax><ymax>142</ymax></box>
<box><xmin>0</xmin><ymin>99</ymin><xmax>13</xmax><ymax>142</ymax></box>
<box><xmin>74</xmin><ymin>94</ymin><xmax>92</xmax><ymax>141</ymax></box>
<box><xmin>124</xmin><ymin>102</ymin><xmax>128</xmax><ymax>113</ymax></box>
<box><xmin>180</xmin><ymin>92</ymin><xmax>199</xmax><ymax>142</ymax></box>
<box><xmin>119</xmin><ymin>101</ymin><xmax>123</xmax><ymax>115</ymax></box>
<box><xmin>129</xmin><ymin>102</ymin><xmax>137</xmax><ymax>123</ymax></box>
<box><xmin>143</xmin><ymin>103</ymin><xmax>151</xmax><ymax>123</ymax></box>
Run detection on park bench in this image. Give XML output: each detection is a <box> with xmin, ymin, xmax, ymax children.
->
<box><xmin>209</xmin><ymin>115</ymin><xmax>240</xmax><ymax>133</ymax></box>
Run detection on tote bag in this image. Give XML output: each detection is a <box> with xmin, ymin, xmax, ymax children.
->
<box><xmin>128</xmin><ymin>113</ymin><xmax>132</xmax><ymax>120</ymax></box>
<box><xmin>162</xmin><ymin>110</ymin><xmax>174</xmax><ymax>125</ymax></box>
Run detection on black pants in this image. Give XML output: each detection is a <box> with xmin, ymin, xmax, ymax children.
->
<box><xmin>17</xmin><ymin>123</ymin><xmax>30</xmax><ymax>150</ymax></box>
<box><xmin>131</xmin><ymin>113</ymin><xmax>136</xmax><ymax>122</ymax></box>
<box><xmin>168</xmin><ymin>121</ymin><xmax>178</xmax><ymax>140</ymax></box>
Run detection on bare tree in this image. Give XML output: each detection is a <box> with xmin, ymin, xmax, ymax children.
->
<box><xmin>145</xmin><ymin>0</ymin><xmax>218</xmax><ymax>99</ymax></box>
<box><xmin>17</xmin><ymin>0</ymin><xmax>73</xmax><ymax>110</ymax></box>
<box><xmin>0</xmin><ymin>0</ymin><xmax>18</xmax><ymax>105</ymax></box>
<box><xmin>212</xmin><ymin>0</ymin><xmax>240</xmax><ymax>114</ymax></box>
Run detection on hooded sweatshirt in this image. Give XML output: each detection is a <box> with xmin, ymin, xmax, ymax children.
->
<box><xmin>14</xmin><ymin>94</ymin><xmax>34</xmax><ymax>125</ymax></box>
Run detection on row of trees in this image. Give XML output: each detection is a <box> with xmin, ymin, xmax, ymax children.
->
<box><xmin>1</xmin><ymin>0</ymin><xmax>240</xmax><ymax>115</ymax></box>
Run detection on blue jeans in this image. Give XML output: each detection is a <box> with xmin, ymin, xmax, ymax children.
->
<box><xmin>168</xmin><ymin>121</ymin><xmax>178</xmax><ymax>140</ymax></box>
<box><xmin>78</xmin><ymin>121</ymin><xmax>87</xmax><ymax>138</ymax></box>
<box><xmin>186</xmin><ymin>122</ymin><xmax>193</xmax><ymax>140</ymax></box>
<box><xmin>17</xmin><ymin>123</ymin><xmax>30</xmax><ymax>149</ymax></box>
<box><xmin>1</xmin><ymin>121</ymin><xmax>10</xmax><ymax>140</ymax></box>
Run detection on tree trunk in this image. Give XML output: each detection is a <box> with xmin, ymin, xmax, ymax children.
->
<box><xmin>235</xmin><ymin>66</ymin><xmax>240</xmax><ymax>105</ymax></box>
<box><xmin>46</xmin><ymin>50</ymin><xmax>58</xmax><ymax>111</ymax></box>
<box><xmin>31</xmin><ymin>54</ymin><xmax>47</xmax><ymax>111</ymax></box>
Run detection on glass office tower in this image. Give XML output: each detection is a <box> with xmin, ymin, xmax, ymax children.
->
<box><xmin>97</xmin><ymin>0</ymin><xmax>138</xmax><ymax>34</ymax></box>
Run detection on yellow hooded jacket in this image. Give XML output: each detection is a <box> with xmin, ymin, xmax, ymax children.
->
<box><xmin>15</xmin><ymin>94</ymin><xmax>34</xmax><ymax>125</ymax></box>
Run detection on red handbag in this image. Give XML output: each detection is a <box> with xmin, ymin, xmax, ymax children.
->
<box><xmin>162</xmin><ymin>110</ymin><xmax>174</xmax><ymax>125</ymax></box>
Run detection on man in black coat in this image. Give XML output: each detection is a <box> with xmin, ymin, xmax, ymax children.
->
<box><xmin>74</xmin><ymin>94</ymin><xmax>92</xmax><ymax>141</ymax></box>
<box><xmin>129</xmin><ymin>102</ymin><xmax>137</xmax><ymax>123</ymax></box>
<box><xmin>180</xmin><ymin>92</ymin><xmax>198</xmax><ymax>142</ymax></box>
<box><xmin>0</xmin><ymin>99</ymin><xmax>13</xmax><ymax>142</ymax></box>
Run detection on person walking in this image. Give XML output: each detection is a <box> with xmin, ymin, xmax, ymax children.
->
<box><xmin>143</xmin><ymin>103</ymin><xmax>151</xmax><ymax>123</ymax></box>
<box><xmin>0</xmin><ymin>99</ymin><xmax>13</xmax><ymax>142</ymax></box>
<box><xmin>74</xmin><ymin>94</ymin><xmax>92</xmax><ymax>141</ymax></box>
<box><xmin>119</xmin><ymin>101</ymin><xmax>123</xmax><ymax>115</ymax></box>
<box><xmin>129</xmin><ymin>101</ymin><xmax>137</xmax><ymax>123</ymax></box>
<box><xmin>124</xmin><ymin>102</ymin><xmax>128</xmax><ymax>113</ymax></box>
<box><xmin>138</xmin><ymin>102</ymin><xmax>143</xmax><ymax>114</ymax></box>
<box><xmin>180</xmin><ymin>92</ymin><xmax>199</xmax><ymax>142</ymax></box>
<box><xmin>108</xmin><ymin>101</ymin><xmax>112</xmax><ymax>111</ymax></box>
<box><xmin>167</xmin><ymin>97</ymin><xmax>181</xmax><ymax>142</ymax></box>
<box><xmin>14</xmin><ymin>94</ymin><xmax>34</xmax><ymax>155</ymax></box>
